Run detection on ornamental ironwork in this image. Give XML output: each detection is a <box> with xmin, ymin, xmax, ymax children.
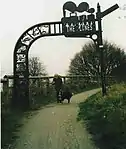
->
<box><xmin>62</xmin><ymin>2</ymin><xmax>97</xmax><ymax>39</ymax></box>
<box><xmin>12</xmin><ymin>1</ymin><xmax>119</xmax><ymax>110</ymax></box>
<box><xmin>13</xmin><ymin>22</ymin><xmax>63</xmax><ymax>109</ymax></box>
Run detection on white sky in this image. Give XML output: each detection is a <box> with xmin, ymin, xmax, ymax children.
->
<box><xmin>0</xmin><ymin>0</ymin><xmax>126</xmax><ymax>77</ymax></box>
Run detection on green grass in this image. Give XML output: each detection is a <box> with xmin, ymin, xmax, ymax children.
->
<box><xmin>29</xmin><ymin>93</ymin><xmax>56</xmax><ymax>110</ymax></box>
<box><xmin>1</xmin><ymin>111</ymin><xmax>24</xmax><ymax>149</ymax></box>
<box><xmin>77</xmin><ymin>83</ymin><xmax>126</xmax><ymax>149</ymax></box>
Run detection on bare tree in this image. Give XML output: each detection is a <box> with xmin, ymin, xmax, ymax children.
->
<box><xmin>68</xmin><ymin>40</ymin><xmax>126</xmax><ymax>77</ymax></box>
<box><xmin>29</xmin><ymin>56</ymin><xmax>48</xmax><ymax>97</ymax></box>
<box><xmin>67</xmin><ymin>40</ymin><xmax>126</xmax><ymax>90</ymax></box>
<box><xmin>29</xmin><ymin>56</ymin><xmax>47</xmax><ymax>76</ymax></box>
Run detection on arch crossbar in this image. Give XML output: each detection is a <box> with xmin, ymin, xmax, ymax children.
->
<box><xmin>13</xmin><ymin>21</ymin><xmax>63</xmax><ymax>109</ymax></box>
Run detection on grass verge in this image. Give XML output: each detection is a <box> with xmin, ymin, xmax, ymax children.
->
<box><xmin>1</xmin><ymin>94</ymin><xmax>56</xmax><ymax>149</ymax></box>
<box><xmin>77</xmin><ymin>83</ymin><xmax>126</xmax><ymax>149</ymax></box>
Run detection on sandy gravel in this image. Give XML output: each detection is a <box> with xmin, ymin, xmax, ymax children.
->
<box><xmin>13</xmin><ymin>89</ymin><xmax>100</xmax><ymax>149</ymax></box>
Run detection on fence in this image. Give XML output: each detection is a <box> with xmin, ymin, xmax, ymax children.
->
<box><xmin>1</xmin><ymin>74</ymin><xmax>125</xmax><ymax>112</ymax></box>
<box><xmin>1</xmin><ymin>76</ymin><xmax>55</xmax><ymax>112</ymax></box>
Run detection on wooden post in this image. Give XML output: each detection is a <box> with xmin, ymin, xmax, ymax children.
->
<box><xmin>37</xmin><ymin>78</ymin><xmax>41</xmax><ymax>95</ymax></box>
<box><xmin>1</xmin><ymin>78</ymin><xmax>9</xmax><ymax>111</ymax></box>
<box><xmin>46</xmin><ymin>78</ymin><xmax>49</xmax><ymax>95</ymax></box>
<box><xmin>63</xmin><ymin>77</ymin><xmax>66</xmax><ymax>84</ymax></box>
<box><xmin>3</xmin><ymin>79</ymin><xmax>9</xmax><ymax>101</ymax></box>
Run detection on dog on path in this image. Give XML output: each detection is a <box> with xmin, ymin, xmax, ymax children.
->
<box><xmin>59</xmin><ymin>85</ymin><xmax>73</xmax><ymax>103</ymax></box>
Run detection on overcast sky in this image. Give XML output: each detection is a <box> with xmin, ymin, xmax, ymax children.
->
<box><xmin>0</xmin><ymin>0</ymin><xmax>126</xmax><ymax>77</ymax></box>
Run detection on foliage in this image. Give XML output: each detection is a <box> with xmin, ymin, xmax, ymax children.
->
<box><xmin>29</xmin><ymin>56</ymin><xmax>47</xmax><ymax>76</ymax></box>
<box><xmin>69</xmin><ymin>40</ymin><xmax>126</xmax><ymax>76</ymax></box>
<box><xmin>68</xmin><ymin>40</ymin><xmax>126</xmax><ymax>88</ymax></box>
<box><xmin>1</xmin><ymin>110</ymin><xmax>24</xmax><ymax>149</ymax></box>
<box><xmin>29</xmin><ymin>56</ymin><xmax>49</xmax><ymax>93</ymax></box>
<box><xmin>77</xmin><ymin>83</ymin><xmax>126</xmax><ymax>149</ymax></box>
<box><xmin>67</xmin><ymin>40</ymin><xmax>126</xmax><ymax>93</ymax></box>
<box><xmin>111</xmin><ymin>62</ymin><xmax>126</xmax><ymax>81</ymax></box>
<box><xmin>65</xmin><ymin>78</ymin><xmax>99</xmax><ymax>94</ymax></box>
<box><xmin>29</xmin><ymin>83</ymin><xmax>56</xmax><ymax>110</ymax></box>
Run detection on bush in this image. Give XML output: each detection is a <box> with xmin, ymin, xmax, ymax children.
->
<box><xmin>65</xmin><ymin>79</ymin><xmax>99</xmax><ymax>94</ymax></box>
<box><xmin>78</xmin><ymin>83</ymin><xmax>126</xmax><ymax>149</ymax></box>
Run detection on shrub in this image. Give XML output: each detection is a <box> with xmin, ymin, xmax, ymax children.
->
<box><xmin>78</xmin><ymin>83</ymin><xmax>126</xmax><ymax>149</ymax></box>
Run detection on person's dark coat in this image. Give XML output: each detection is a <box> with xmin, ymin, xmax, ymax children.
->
<box><xmin>53</xmin><ymin>77</ymin><xmax>63</xmax><ymax>90</ymax></box>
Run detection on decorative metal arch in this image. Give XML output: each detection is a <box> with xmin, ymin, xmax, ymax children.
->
<box><xmin>13</xmin><ymin>20</ymin><xmax>97</xmax><ymax>110</ymax></box>
<box><xmin>12</xmin><ymin>2</ymin><xmax>119</xmax><ymax>110</ymax></box>
<box><xmin>13</xmin><ymin>21</ymin><xmax>64</xmax><ymax>109</ymax></box>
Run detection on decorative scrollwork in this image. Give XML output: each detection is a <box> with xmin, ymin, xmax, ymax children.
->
<box><xmin>15</xmin><ymin>24</ymin><xmax>51</xmax><ymax>78</ymax></box>
<box><xmin>21</xmin><ymin>33</ymin><xmax>34</xmax><ymax>45</ymax></box>
<box><xmin>17</xmin><ymin>45</ymin><xmax>27</xmax><ymax>53</ymax></box>
<box><xmin>39</xmin><ymin>25</ymin><xmax>50</xmax><ymax>34</ymax></box>
<box><xmin>17</xmin><ymin>54</ymin><xmax>26</xmax><ymax>62</ymax></box>
<box><xmin>28</xmin><ymin>27</ymin><xmax>41</xmax><ymax>37</ymax></box>
<box><xmin>16</xmin><ymin>63</ymin><xmax>26</xmax><ymax>72</ymax></box>
<box><xmin>17</xmin><ymin>24</ymin><xmax>50</xmax><ymax>50</ymax></box>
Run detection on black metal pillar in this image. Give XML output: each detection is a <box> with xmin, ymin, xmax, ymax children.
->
<box><xmin>97</xmin><ymin>3</ymin><xmax>107</xmax><ymax>96</ymax></box>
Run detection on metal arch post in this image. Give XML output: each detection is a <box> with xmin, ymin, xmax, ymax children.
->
<box><xmin>12</xmin><ymin>21</ymin><xmax>63</xmax><ymax>110</ymax></box>
<box><xmin>97</xmin><ymin>3</ymin><xmax>107</xmax><ymax>96</ymax></box>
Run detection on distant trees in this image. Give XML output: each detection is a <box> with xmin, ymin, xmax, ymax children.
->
<box><xmin>67</xmin><ymin>40</ymin><xmax>126</xmax><ymax>91</ymax></box>
<box><xmin>68</xmin><ymin>40</ymin><xmax>126</xmax><ymax>76</ymax></box>
<box><xmin>29</xmin><ymin>56</ymin><xmax>48</xmax><ymax>98</ymax></box>
<box><xmin>29</xmin><ymin>56</ymin><xmax>47</xmax><ymax>76</ymax></box>
<box><xmin>111</xmin><ymin>62</ymin><xmax>126</xmax><ymax>81</ymax></box>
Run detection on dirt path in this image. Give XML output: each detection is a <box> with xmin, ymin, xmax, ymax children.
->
<box><xmin>14</xmin><ymin>89</ymin><xmax>100</xmax><ymax>149</ymax></box>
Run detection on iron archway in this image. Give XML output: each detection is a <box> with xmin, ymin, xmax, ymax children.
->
<box><xmin>13</xmin><ymin>21</ymin><xmax>64</xmax><ymax>109</ymax></box>
<box><xmin>12</xmin><ymin>2</ymin><xmax>119</xmax><ymax>110</ymax></box>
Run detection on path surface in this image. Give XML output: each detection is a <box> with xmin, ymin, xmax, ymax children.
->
<box><xmin>14</xmin><ymin>89</ymin><xmax>100</xmax><ymax>149</ymax></box>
